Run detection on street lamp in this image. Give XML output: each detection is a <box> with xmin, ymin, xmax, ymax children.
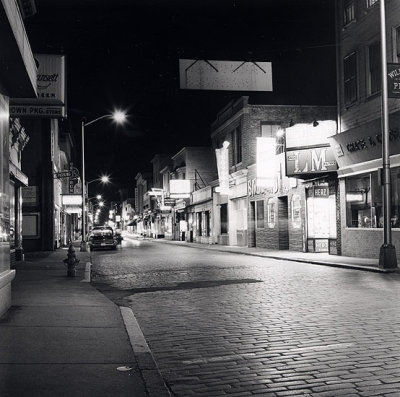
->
<box><xmin>378</xmin><ymin>0</ymin><xmax>397</xmax><ymax>268</ymax></box>
<box><xmin>80</xmin><ymin>110</ymin><xmax>126</xmax><ymax>252</ymax></box>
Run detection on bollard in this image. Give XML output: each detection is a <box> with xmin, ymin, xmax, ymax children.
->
<box><xmin>63</xmin><ymin>244</ymin><xmax>80</xmax><ymax>277</ymax></box>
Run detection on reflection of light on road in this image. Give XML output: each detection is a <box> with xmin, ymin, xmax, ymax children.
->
<box><xmin>182</xmin><ymin>343</ymin><xmax>354</xmax><ymax>366</ymax></box>
<box><xmin>183</xmin><ymin>352</ymin><xmax>257</xmax><ymax>365</ymax></box>
<box><xmin>289</xmin><ymin>342</ymin><xmax>354</xmax><ymax>353</ymax></box>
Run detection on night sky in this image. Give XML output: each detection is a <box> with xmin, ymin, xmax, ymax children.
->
<box><xmin>25</xmin><ymin>0</ymin><xmax>336</xmax><ymax>200</ymax></box>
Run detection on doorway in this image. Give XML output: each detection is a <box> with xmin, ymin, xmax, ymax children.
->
<box><xmin>278</xmin><ymin>196</ymin><xmax>289</xmax><ymax>250</ymax></box>
<box><xmin>249</xmin><ymin>201</ymin><xmax>256</xmax><ymax>247</ymax></box>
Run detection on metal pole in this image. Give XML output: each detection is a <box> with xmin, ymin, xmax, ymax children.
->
<box><xmin>80</xmin><ymin>120</ymin><xmax>88</xmax><ymax>252</ymax></box>
<box><xmin>379</xmin><ymin>0</ymin><xmax>397</xmax><ymax>268</ymax></box>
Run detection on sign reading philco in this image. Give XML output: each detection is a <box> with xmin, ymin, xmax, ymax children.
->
<box><xmin>10</xmin><ymin>54</ymin><xmax>66</xmax><ymax>118</ymax></box>
<box><xmin>286</xmin><ymin>146</ymin><xmax>337</xmax><ymax>176</ymax></box>
<box><xmin>388</xmin><ymin>63</ymin><xmax>400</xmax><ymax>98</ymax></box>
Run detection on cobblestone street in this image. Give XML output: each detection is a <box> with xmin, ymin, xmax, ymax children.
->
<box><xmin>91</xmin><ymin>238</ymin><xmax>400</xmax><ymax>396</ymax></box>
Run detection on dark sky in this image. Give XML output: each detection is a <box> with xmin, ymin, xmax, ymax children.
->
<box><xmin>25</xmin><ymin>0</ymin><xmax>336</xmax><ymax>200</ymax></box>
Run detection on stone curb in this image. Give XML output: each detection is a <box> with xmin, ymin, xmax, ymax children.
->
<box><xmin>120</xmin><ymin>306</ymin><xmax>171</xmax><ymax>397</ymax></box>
<box><xmin>144</xmin><ymin>238</ymin><xmax>398</xmax><ymax>274</ymax></box>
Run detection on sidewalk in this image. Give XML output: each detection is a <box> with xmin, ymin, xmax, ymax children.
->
<box><xmin>0</xmin><ymin>244</ymin><xmax>170</xmax><ymax>397</ymax></box>
<box><xmin>129</xmin><ymin>233</ymin><xmax>398</xmax><ymax>273</ymax></box>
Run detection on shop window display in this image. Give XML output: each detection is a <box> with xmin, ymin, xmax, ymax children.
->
<box><xmin>345</xmin><ymin>169</ymin><xmax>400</xmax><ymax>228</ymax></box>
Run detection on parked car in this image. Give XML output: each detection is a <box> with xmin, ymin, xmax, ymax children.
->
<box><xmin>88</xmin><ymin>226</ymin><xmax>118</xmax><ymax>250</ymax></box>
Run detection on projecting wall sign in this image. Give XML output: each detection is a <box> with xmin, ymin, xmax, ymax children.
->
<box><xmin>179</xmin><ymin>59</ymin><xmax>273</xmax><ymax>91</ymax></box>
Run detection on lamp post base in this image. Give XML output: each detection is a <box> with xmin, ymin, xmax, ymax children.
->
<box><xmin>80</xmin><ymin>241</ymin><xmax>88</xmax><ymax>252</ymax></box>
<box><xmin>379</xmin><ymin>244</ymin><xmax>398</xmax><ymax>269</ymax></box>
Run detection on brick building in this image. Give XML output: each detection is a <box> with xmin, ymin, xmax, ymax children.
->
<box><xmin>211</xmin><ymin>96</ymin><xmax>337</xmax><ymax>252</ymax></box>
<box><xmin>329</xmin><ymin>0</ymin><xmax>400</xmax><ymax>259</ymax></box>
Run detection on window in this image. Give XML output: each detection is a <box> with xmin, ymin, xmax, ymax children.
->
<box><xmin>344</xmin><ymin>1</ymin><xmax>355</xmax><ymax>25</ymax></box>
<box><xmin>395</xmin><ymin>26</ymin><xmax>400</xmax><ymax>61</ymax></box>
<box><xmin>235</xmin><ymin>126</ymin><xmax>242</xmax><ymax>164</ymax></box>
<box><xmin>345</xmin><ymin>168</ymin><xmax>400</xmax><ymax>229</ymax></box>
<box><xmin>230</xmin><ymin>126</ymin><xmax>242</xmax><ymax>166</ymax></box>
<box><xmin>367</xmin><ymin>0</ymin><xmax>378</xmax><ymax>7</ymax></box>
<box><xmin>261</xmin><ymin>123</ymin><xmax>283</xmax><ymax>154</ymax></box>
<box><xmin>261</xmin><ymin>123</ymin><xmax>280</xmax><ymax>138</ymax></box>
<box><xmin>256</xmin><ymin>200</ymin><xmax>265</xmax><ymax>229</ymax></box>
<box><xmin>368</xmin><ymin>41</ymin><xmax>381</xmax><ymax>95</ymax></box>
<box><xmin>267</xmin><ymin>198</ymin><xmax>276</xmax><ymax>228</ymax></box>
<box><xmin>220</xmin><ymin>204</ymin><xmax>228</xmax><ymax>234</ymax></box>
<box><xmin>205</xmin><ymin>211</ymin><xmax>211</xmax><ymax>236</ymax></box>
<box><xmin>344</xmin><ymin>52</ymin><xmax>357</xmax><ymax>105</ymax></box>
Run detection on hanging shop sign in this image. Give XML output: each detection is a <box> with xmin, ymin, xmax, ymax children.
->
<box><xmin>286</xmin><ymin>146</ymin><xmax>337</xmax><ymax>177</ymax></box>
<box><xmin>215</xmin><ymin>141</ymin><xmax>231</xmax><ymax>194</ymax></box>
<box><xmin>388</xmin><ymin>63</ymin><xmax>400</xmax><ymax>98</ymax></box>
<box><xmin>54</xmin><ymin>170</ymin><xmax>72</xmax><ymax>179</ymax></box>
<box><xmin>164</xmin><ymin>198</ymin><xmax>176</xmax><ymax>207</ymax></box>
<box><xmin>10</xmin><ymin>54</ymin><xmax>66</xmax><ymax>118</ymax></box>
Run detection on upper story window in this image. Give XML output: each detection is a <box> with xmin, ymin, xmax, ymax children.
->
<box><xmin>261</xmin><ymin>123</ymin><xmax>280</xmax><ymax>138</ymax></box>
<box><xmin>344</xmin><ymin>1</ymin><xmax>355</xmax><ymax>25</ymax></box>
<box><xmin>230</xmin><ymin>126</ymin><xmax>242</xmax><ymax>166</ymax></box>
<box><xmin>344</xmin><ymin>52</ymin><xmax>357</xmax><ymax>105</ymax></box>
<box><xmin>395</xmin><ymin>26</ymin><xmax>400</xmax><ymax>61</ymax></box>
<box><xmin>368</xmin><ymin>41</ymin><xmax>381</xmax><ymax>95</ymax></box>
<box><xmin>367</xmin><ymin>0</ymin><xmax>378</xmax><ymax>7</ymax></box>
<box><xmin>261</xmin><ymin>123</ymin><xmax>282</xmax><ymax>154</ymax></box>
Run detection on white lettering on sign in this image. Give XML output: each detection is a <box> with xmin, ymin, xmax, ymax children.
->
<box><xmin>311</xmin><ymin>148</ymin><xmax>328</xmax><ymax>172</ymax></box>
<box><xmin>10</xmin><ymin>105</ymin><xmax>65</xmax><ymax>118</ymax></box>
<box><xmin>248</xmin><ymin>178</ymin><xmax>279</xmax><ymax>197</ymax></box>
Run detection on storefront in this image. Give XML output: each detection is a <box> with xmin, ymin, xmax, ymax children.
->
<box><xmin>189</xmin><ymin>186</ymin><xmax>213</xmax><ymax>244</ymax></box>
<box><xmin>227</xmin><ymin>170</ymin><xmax>248</xmax><ymax>246</ymax></box>
<box><xmin>285</xmin><ymin>121</ymin><xmax>339</xmax><ymax>254</ymax></box>
<box><xmin>329</xmin><ymin>112</ymin><xmax>400</xmax><ymax>259</ymax></box>
<box><xmin>247</xmin><ymin>160</ymin><xmax>295</xmax><ymax>250</ymax></box>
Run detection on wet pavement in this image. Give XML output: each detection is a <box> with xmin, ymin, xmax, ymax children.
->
<box><xmin>91</xmin><ymin>237</ymin><xmax>400</xmax><ymax>396</ymax></box>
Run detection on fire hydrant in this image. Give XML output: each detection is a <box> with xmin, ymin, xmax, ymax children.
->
<box><xmin>63</xmin><ymin>244</ymin><xmax>80</xmax><ymax>277</ymax></box>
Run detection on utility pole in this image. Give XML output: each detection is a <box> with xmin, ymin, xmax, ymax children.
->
<box><xmin>379</xmin><ymin>0</ymin><xmax>397</xmax><ymax>269</ymax></box>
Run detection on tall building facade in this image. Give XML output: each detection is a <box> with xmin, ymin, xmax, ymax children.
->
<box><xmin>0</xmin><ymin>0</ymin><xmax>37</xmax><ymax>316</ymax></box>
<box><xmin>211</xmin><ymin>96</ymin><xmax>337</xmax><ymax>251</ymax></box>
<box><xmin>331</xmin><ymin>0</ymin><xmax>400</xmax><ymax>258</ymax></box>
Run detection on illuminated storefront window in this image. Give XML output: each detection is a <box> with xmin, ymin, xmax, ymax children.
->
<box><xmin>345</xmin><ymin>169</ymin><xmax>400</xmax><ymax>228</ymax></box>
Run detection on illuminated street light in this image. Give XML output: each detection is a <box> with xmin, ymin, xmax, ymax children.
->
<box><xmin>80</xmin><ymin>110</ymin><xmax>127</xmax><ymax>252</ymax></box>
